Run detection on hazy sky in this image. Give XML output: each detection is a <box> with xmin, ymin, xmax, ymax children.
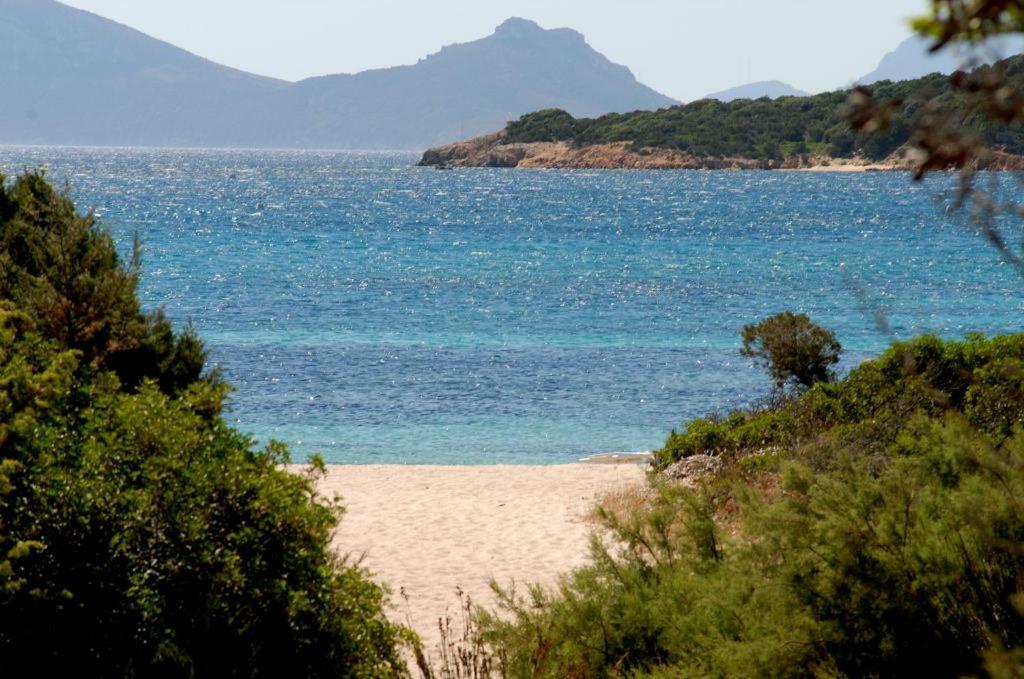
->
<box><xmin>61</xmin><ymin>0</ymin><xmax>926</xmax><ymax>101</ymax></box>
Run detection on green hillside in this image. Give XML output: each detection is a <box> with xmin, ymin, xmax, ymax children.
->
<box><xmin>502</xmin><ymin>55</ymin><xmax>1024</xmax><ymax>161</ymax></box>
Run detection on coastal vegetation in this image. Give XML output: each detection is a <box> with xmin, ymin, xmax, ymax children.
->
<box><xmin>739</xmin><ymin>312</ymin><xmax>842</xmax><ymax>391</ymax></box>
<box><xmin>3</xmin><ymin>2</ymin><xmax>1024</xmax><ymax>677</ymax></box>
<box><xmin>469</xmin><ymin>327</ymin><xmax>1024</xmax><ymax>678</ymax></box>
<box><xmin>502</xmin><ymin>56</ymin><xmax>1024</xmax><ymax>162</ymax></box>
<box><xmin>421</xmin><ymin>49</ymin><xmax>1024</xmax><ymax>169</ymax></box>
<box><xmin>0</xmin><ymin>173</ymin><xmax>408</xmax><ymax>677</ymax></box>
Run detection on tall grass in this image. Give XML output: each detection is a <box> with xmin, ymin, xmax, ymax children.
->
<box><xmin>411</xmin><ymin>588</ymin><xmax>506</xmax><ymax>679</ymax></box>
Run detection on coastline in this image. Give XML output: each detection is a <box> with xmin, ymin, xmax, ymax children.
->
<box><xmin>311</xmin><ymin>463</ymin><xmax>646</xmax><ymax>649</ymax></box>
<box><xmin>417</xmin><ymin>133</ymin><xmax>909</xmax><ymax>171</ymax></box>
<box><xmin>419</xmin><ymin>133</ymin><xmax>1024</xmax><ymax>172</ymax></box>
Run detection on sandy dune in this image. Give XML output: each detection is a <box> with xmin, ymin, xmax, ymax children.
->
<box><xmin>318</xmin><ymin>464</ymin><xmax>646</xmax><ymax>646</ymax></box>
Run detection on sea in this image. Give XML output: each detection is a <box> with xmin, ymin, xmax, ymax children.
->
<box><xmin>1</xmin><ymin>147</ymin><xmax>1021</xmax><ymax>464</ymax></box>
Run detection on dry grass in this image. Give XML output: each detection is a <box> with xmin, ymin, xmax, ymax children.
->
<box><xmin>589</xmin><ymin>480</ymin><xmax>655</xmax><ymax>525</ymax></box>
<box><xmin>411</xmin><ymin>588</ymin><xmax>506</xmax><ymax>679</ymax></box>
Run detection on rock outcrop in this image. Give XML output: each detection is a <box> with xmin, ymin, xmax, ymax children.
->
<box><xmin>418</xmin><ymin>133</ymin><xmax>910</xmax><ymax>171</ymax></box>
<box><xmin>662</xmin><ymin>455</ymin><xmax>725</xmax><ymax>488</ymax></box>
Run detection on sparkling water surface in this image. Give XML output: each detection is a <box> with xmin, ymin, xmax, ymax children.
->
<box><xmin>1</xmin><ymin>147</ymin><xmax>1021</xmax><ymax>463</ymax></box>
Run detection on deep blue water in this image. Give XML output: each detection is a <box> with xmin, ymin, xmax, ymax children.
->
<box><xmin>1</xmin><ymin>147</ymin><xmax>1022</xmax><ymax>463</ymax></box>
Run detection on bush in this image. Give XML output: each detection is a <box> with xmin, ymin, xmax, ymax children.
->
<box><xmin>482</xmin><ymin>416</ymin><xmax>1024</xmax><ymax>679</ymax></box>
<box><xmin>0</xmin><ymin>172</ymin><xmax>207</xmax><ymax>395</ymax></box>
<box><xmin>505</xmin><ymin>109</ymin><xmax>580</xmax><ymax>143</ymax></box>
<box><xmin>0</xmin><ymin>174</ymin><xmax>408</xmax><ymax>677</ymax></box>
<box><xmin>658</xmin><ymin>409</ymin><xmax>795</xmax><ymax>464</ymax></box>
<box><xmin>657</xmin><ymin>332</ymin><xmax>1024</xmax><ymax>467</ymax></box>
<box><xmin>741</xmin><ymin>312</ymin><xmax>842</xmax><ymax>390</ymax></box>
<box><xmin>488</xmin><ymin>329</ymin><xmax>1024</xmax><ymax>676</ymax></box>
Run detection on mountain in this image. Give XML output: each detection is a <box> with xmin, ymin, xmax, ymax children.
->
<box><xmin>0</xmin><ymin>2</ymin><xmax>677</xmax><ymax>149</ymax></box>
<box><xmin>705</xmin><ymin>80</ymin><xmax>809</xmax><ymax>102</ymax></box>
<box><xmin>0</xmin><ymin>0</ymin><xmax>288</xmax><ymax>148</ymax></box>
<box><xmin>273</xmin><ymin>18</ymin><xmax>677</xmax><ymax>149</ymax></box>
<box><xmin>858</xmin><ymin>34</ymin><xmax>1024</xmax><ymax>85</ymax></box>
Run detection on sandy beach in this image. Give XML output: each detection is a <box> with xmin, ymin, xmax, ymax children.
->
<box><xmin>317</xmin><ymin>463</ymin><xmax>647</xmax><ymax>647</ymax></box>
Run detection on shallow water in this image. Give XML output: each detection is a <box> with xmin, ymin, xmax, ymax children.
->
<box><xmin>2</xmin><ymin>148</ymin><xmax>1021</xmax><ymax>463</ymax></box>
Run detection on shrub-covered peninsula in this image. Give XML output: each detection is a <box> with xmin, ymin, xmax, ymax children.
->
<box><xmin>419</xmin><ymin>55</ymin><xmax>1024</xmax><ymax>170</ymax></box>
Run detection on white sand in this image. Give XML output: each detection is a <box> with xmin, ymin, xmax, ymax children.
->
<box><xmin>796</xmin><ymin>161</ymin><xmax>903</xmax><ymax>172</ymax></box>
<box><xmin>317</xmin><ymin>464</ymin><xmax>646</xmax><ymax>645</ymax></box>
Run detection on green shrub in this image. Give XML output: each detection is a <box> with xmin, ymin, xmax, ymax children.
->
<box><xmin>965</xmin><ymin>357</ymin><xmax>1024</xmax><ymax>436</ymax></box>
<box><xmin>505</xmin><ymin>109</ymin><xmax>580</xmax><ymax>143</ymax></box>
<box><xmin>0</xmin><ymin>175</ymin><xmax>408</xmax><ymax>677</ymax></box>
<box><xmin>482</xmin><ymin>416</ymin><xmax>1024</xmax><ymax>678</ymax></box>
<box><xmin>659</xmin><ymin>419</ymin><xmax>729</xmax><ymax>461</ymax></box>
<box><xmin>491</xmin><ymin>330</ymin><xmax>1024</xmax><ymax>677</ymax></box>
<box><xmin>657</xmin><ymin>332</ymin><xmax>1024</xmax><ymax>467</ymax></box>
<box><xmin>656</xmin><ymin>409</ymin><xmax>795</xmax><ymax>466</ymax></box>
<box><xmin>0</xmin><ymin>172</ymin><xmax>207</xmax><ymax>395</ymax></box>
<box><xmin>741</xmin><ymin>312</ymin><xmax>842</xmax><ymax>390</ymax></box>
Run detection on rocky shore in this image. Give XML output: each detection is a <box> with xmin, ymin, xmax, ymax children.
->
<box><xmin>417</xmin><ymin>131</ymin><xmax>909</xmax><ymax>171</ymax></box>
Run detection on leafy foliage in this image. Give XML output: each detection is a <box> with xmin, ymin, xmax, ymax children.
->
<box><xmin>658</xmin><ymin>332</ymin><xmax>1024</xmax><ymax>466</ymax></box>
<box><xmin>482</xmin><ymin>416</ymin><xmax>1024</xmax><ymax>678</ymax></box>
<box><xmin>914</xmin><ymin>0</ymin><xmax>1024</xmax><ymax>49</ymax></box>
<box><xmin>502</xmin><ymin>55</ymin><xmax>1024</xmax><ymax>162</ymax></box>
<box><xmin>0</xmin><ymin>175</ymin><xmax>408</xmax><ymax>677</ymax></box>
<box><xmin>479</xmin><ymin>333</ymin><xmax>1024</xmax><ymax>678</ymax></box>
<box><xmin>505</xmin><ymin>109</ymin><xmax>579</xmax><ymax>143</ymax></box>
<box><xmin>0</xmin><ymin>172</ymin><xmax>207</xmax><ymax>395</ymax></box>
<box><xmin>740</xmin><ymin>312</ymin><xmax>841</xmax><ymax>390</ymax></box>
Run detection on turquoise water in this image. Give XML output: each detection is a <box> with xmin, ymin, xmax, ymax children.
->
<box><xmin>2</xmin><ymin>147</ymin><xmax>1022</xmax><ymax>463</ymax></box>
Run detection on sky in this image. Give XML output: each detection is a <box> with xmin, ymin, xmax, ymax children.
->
<box><xmin>61</xmin><ymin>0</ymin><xmax>926</xmax><ymax>102</ymax></box>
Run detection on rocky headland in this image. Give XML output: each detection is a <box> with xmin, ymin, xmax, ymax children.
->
<box><xmin>417</xmin><ymin>131</ymin><xmax>907</xmax><ymax>170</ymax></box>
<box><xmin>419</xmin><ymin>55</ymin><xmax>1024</xmax><ymax>172</ymax></box>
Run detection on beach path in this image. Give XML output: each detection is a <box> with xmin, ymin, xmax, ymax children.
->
<box><xmin>317</xmin><ymin>464</ymin><xmax>646</xmax><ymax>647</ymax></box>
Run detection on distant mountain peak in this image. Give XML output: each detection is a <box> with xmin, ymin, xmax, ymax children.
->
<box><xmin>0</xmin><ymin>3</ymin><xmax>676</xmax><ymax>149</ymax></box>
<box><xmin>705</xmin><ymin>80</ymin><xmax>809</xmax><ymax>102</ymax></box>
<box><xmin>858</xmin><ymin>34</ymin><xmax>1024</xmax><ymax>85</ymax></box>
<box><xmin>495</xmin><ymin>17</ymin><xmax>544</xmax><ymax>34</ymax></box>
<box><xmin>492</xmin><ymin>17</ymin><xmax>585</xmax><ymax>44</ymax></box>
